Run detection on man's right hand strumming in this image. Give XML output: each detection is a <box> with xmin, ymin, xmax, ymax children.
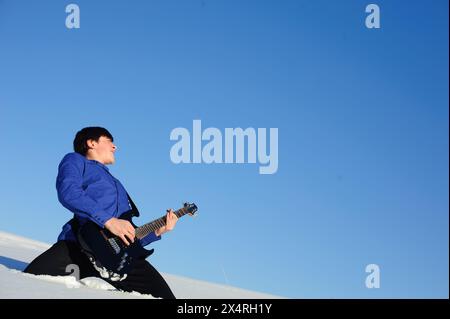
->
<box><xmin>104</xmin><ymin>217</ymin><xmax>136</xmax><ymax>246</ymax></box>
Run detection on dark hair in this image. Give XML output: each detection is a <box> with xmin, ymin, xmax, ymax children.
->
<box><xmin>73</xmin><ymin>127</ymin><xmax>114</xmax><ymax>155</ymax></box>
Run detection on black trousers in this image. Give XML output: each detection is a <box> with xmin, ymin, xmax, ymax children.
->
<box><xmin>23</xmin><ymin>240</ymin><xmax>176</xmax><ymax>299</ymax></box>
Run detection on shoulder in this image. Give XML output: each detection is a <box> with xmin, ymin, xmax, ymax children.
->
<box><xmin>59</xmin><ymin>152</ymin><xmax>86</xmax><ymax>170</ymax></box>
<box><xmin>61</xmin><ymin>152</ymin><xmax>86</xmax><ymax>163</ymax></box>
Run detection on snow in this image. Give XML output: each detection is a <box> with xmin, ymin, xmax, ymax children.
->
<box><xmin>0</xmin><ymin>231</ymin><xmax>282</xmax><ymax>299</ymax></box>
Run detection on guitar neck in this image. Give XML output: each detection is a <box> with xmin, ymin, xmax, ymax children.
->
<box><xmin>135</xmin><ymin>207</ymin><xmax>189</xmax><ymax>239</ymax></box>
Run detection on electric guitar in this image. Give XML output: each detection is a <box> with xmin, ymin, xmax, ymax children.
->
<box><xmin>76</xmin><ymin>202</ymin><xmax>198</xmax><ymax>281</ymax></box>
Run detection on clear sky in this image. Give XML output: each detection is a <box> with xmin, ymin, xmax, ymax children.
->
<box><xmin>0</xmin><ymin>0</ymin><xmax>448</xmax><ymax>298</ymax></box>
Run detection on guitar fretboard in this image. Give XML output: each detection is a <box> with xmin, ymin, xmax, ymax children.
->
<box><xmin>135</xmin><ymin>207</ymin><xmax>189</xmax><ymax>239</ymax></box>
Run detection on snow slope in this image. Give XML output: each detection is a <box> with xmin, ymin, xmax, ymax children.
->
<box><xmin>0</xmin><ymin>231</ymin><xmax>282</xmax><ymax>299</ymax></box>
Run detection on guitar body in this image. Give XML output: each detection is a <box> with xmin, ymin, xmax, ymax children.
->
<box><xmin>76</xmin><ymin>213</ymin><xmax>154</xmax><ymax>282</ymax></box>
<box><xmin>75</xmin><ymin>202</ymin><xmax>197</xmax><ymax>282</ymax></box>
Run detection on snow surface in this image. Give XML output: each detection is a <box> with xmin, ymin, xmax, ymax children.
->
<box><xmin>0</xmin><ymin>231</ymin><xmax>282</xmax><ymax>299</ymax></box>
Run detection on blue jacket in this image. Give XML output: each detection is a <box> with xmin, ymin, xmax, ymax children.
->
<box><xmin>56</xmin><ymin>152</ymin><xmax>160</xmax><ymax>246</ymax></box>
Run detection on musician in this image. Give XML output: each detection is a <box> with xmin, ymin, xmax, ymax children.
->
<box><xmin>24</xmin><ymin>127</ymin><xmax>178</xmax><ymax>299</ymax></box>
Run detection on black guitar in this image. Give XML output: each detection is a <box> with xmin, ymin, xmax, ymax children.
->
<box><xmin>76</xmin><ymin>203</ymin><xmax>198</xmax><ymax>281</ymax></box>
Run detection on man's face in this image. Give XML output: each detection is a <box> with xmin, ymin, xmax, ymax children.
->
<box><xmin>87</xmin><ymin>136</ymin><xmax>117</xmax><ymax>165</ymax></box>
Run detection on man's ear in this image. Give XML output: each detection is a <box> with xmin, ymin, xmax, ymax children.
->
<box><xmin>86</xmin><ymin>139</ymin><xmax>96</xmax><ymax>149</ymax></box>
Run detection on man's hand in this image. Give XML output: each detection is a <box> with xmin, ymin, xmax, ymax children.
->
<box><xmin>104</xmin><ymin>217</ymin><xmax>135</xmax><ymax>246</ymax></box>
<box><xmin>155</xmin><ymin>209</ymin><xmax>178</xmax><ymax>237</ymax></box>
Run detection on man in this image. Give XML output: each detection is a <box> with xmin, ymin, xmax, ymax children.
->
<box><xmin>24</xmin><ymin>127</ymin><xmax>178</xmax><ymax>299</ymax></box>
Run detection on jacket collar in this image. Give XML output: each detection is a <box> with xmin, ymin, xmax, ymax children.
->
<box><xmin>89</xmin><ymin>159</ymin><xmax>110</xmax><ymax>171</ymax></box>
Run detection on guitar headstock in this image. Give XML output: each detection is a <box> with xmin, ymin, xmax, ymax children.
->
<box><xmin>183</xmin><ymin>202</ymin><xmax>198</xmax><ymax>216</ymax></box>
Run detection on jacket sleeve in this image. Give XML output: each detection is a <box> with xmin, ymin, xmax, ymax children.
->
<box><xmin>139</xmin><ymin>232</ymin><xmax>161</xmax><ymax>247</ymax></box>
<box><xmin>56</xmin><ymin>153</ymin><xmax>111</xmax><ymax>228</ymax></box>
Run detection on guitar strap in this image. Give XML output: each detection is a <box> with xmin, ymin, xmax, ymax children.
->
<box><xmin>126</xmin><ymin>193</ymin><xmax>140</xmax><ymax>217</ymax></box>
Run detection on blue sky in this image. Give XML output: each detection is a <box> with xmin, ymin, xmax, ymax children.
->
<box><xmin>0</xmin><ymin>0</ymin><xmax>448</xmax><ymax>298</ymax></box>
